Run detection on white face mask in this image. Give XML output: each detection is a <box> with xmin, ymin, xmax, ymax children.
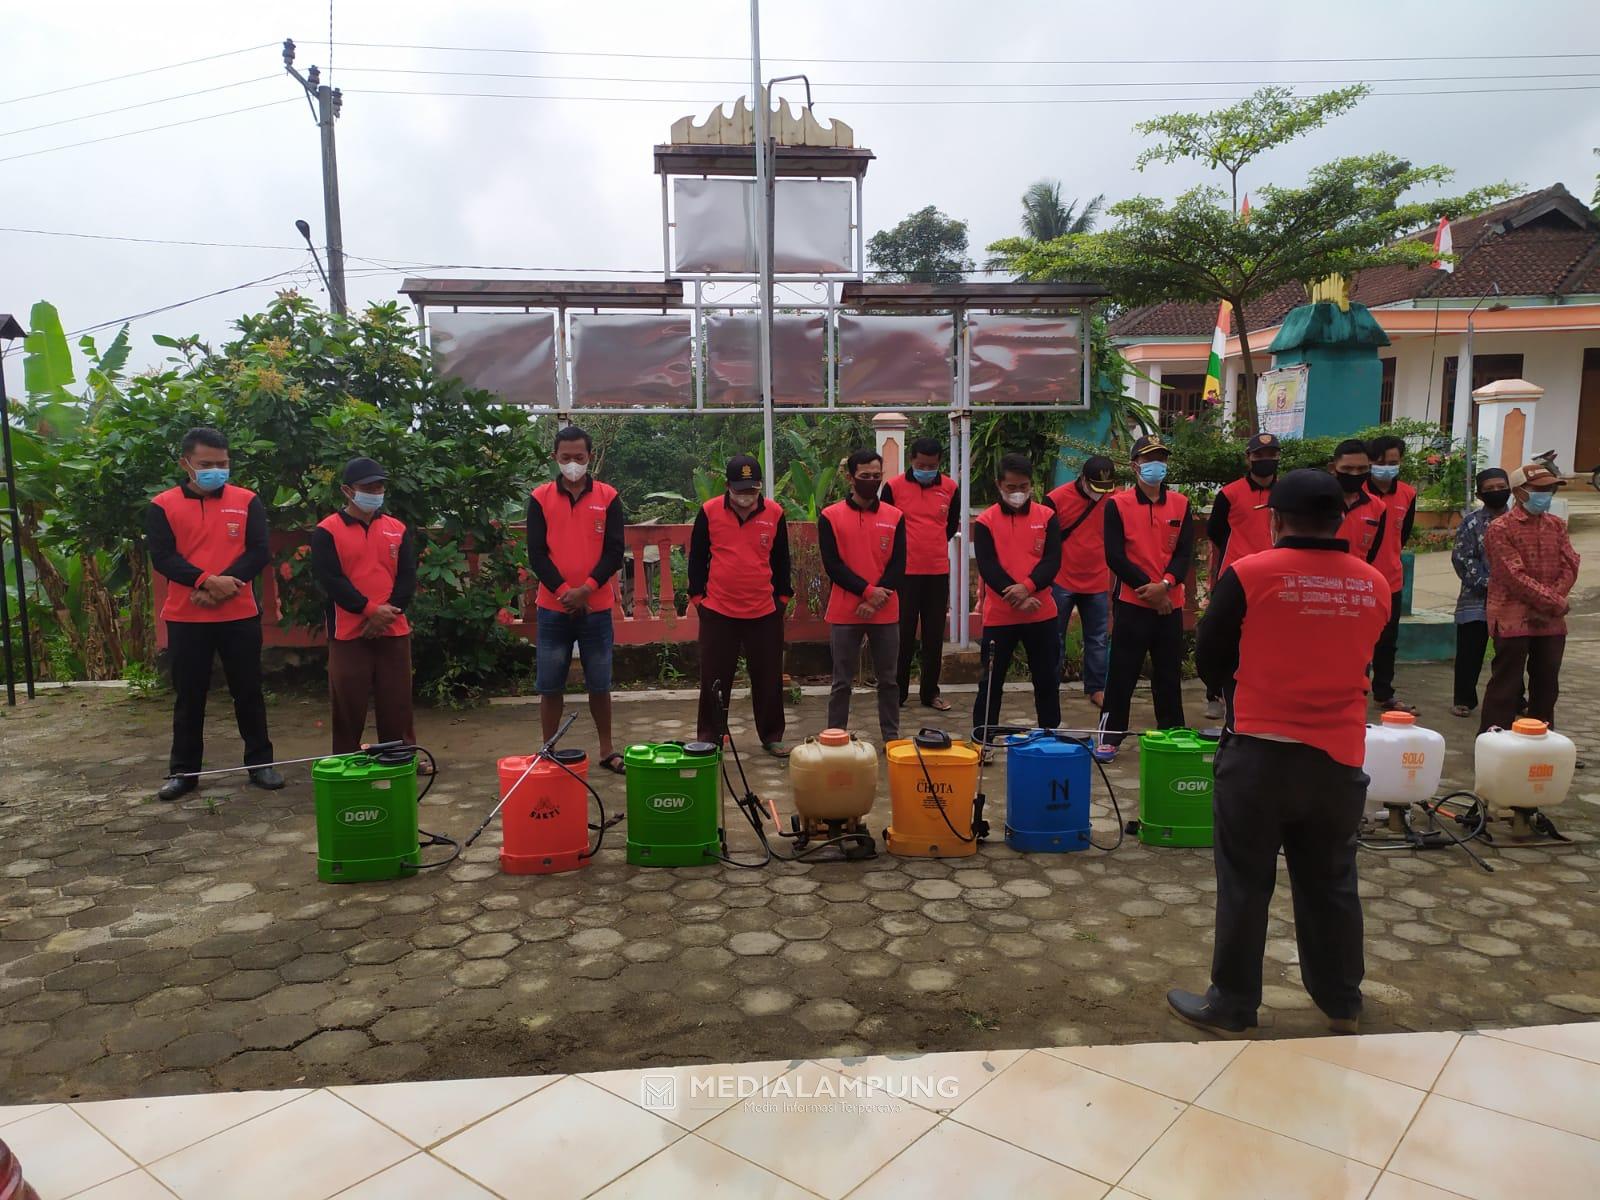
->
<box><xmin>1003</xmin><ymin>490</ymin><xmax>1030</xmax><ymax>508</ymax></box>
<box><xmin>558</xmin><ymin>461</ymin><xmax>588</xmax><ymax>483</ymax></box>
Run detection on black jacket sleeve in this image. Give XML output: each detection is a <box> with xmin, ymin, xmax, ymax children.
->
<box><xmin>1400</xmin><ymin>495</ymin><xmax>1416</xmax><ymax>546</ymax></box>
<box><xmin>1195</xmin><ymin>565</ymin><xmax>1247</xmax><ymax>700</ymax></box>
<box><xmin>946</xmin><ymin>493</ymin><xmax>961</xmax><ymax>540</ymax></box>
<box><xmin>144</xmin><ymin>502</ymin><xmax>205</xmax><ymax>587</ymax></box>
<box><xmin>390</xmin><ymin>526</ymin><xmax>418</xmax><ymax>611</ymax></box>
<box><xmin>310</xmin><ymin>526</ymin><xmax>370</xmax><ymax>614</ymax></box>
<box><xmin>591</xmin><ymin>496</ymin><xmax>625</xmax><ymax>587</ymax></box>
<box><xmin>879</xmin><ymin>482</ymin><xmax>897</xmax><ymax>506</ymax></box>
<box><xmin>687</xmin><ymin>509</ymin><xmax>711</xmax><ymax>599</ymax></box>
<box><xmin>771</xmin><ymin>514</ymin><xmax>793</xmax><ymax>602</ymax></box>
<box><xmin>1029</xmin><ymin>514</ymin><xmax>1062</xmax><ymax>593</ymax></box>
<box><xmin>220</xmin><ymin>495</ymin><xmax>270</xmax><ymax>582</ymax></box>
<box><xmin>878</xmin><ymin>519</ymin><xmax>908</xmax><ymax>592</ymax></box>
<box><xmin>1163</xmin><ymin>504</ymin><xmax>1196</xmax><ymax>584</ymax></box>
<box><xmin>1206</xmin><ymin>489</ymin><xmax>1232</xmax><ymax>556</ymax></box>
<box><xmin>525</xmin><ymin>494</ymin><xmax>567</xmax><ymax>594</ymax></box>
<box><xmin>817</xmin><ymin>512</ymin><xmax>870</xmax><ymax>596</ymax></box>
<box><xmin>1102</xmin><ymin>500</ymin><xmax>1152</xmax><ymax>591</ymax></box>
<box><xmin>972</xmin><ymin>523</ymin><xmax>1015</xmax><ymax>593</ymax></box>
<box><xmin>1369</xmin><ymin>510</ymin><xmax>1388</xmax><ymax>566</ymax></box>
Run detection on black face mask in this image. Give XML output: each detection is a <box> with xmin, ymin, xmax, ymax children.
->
<box><xmin>1336</xmin><ymin>471</ymin><xmax>1370</xmax><ymax>494</ymax></box>
<box><xmin>1249</xmin><ymin>458</ymin><xmax>1279</xmax><ymax>479</ymax></box>
<box><xmin>852</xmin><ymin>479</ymin><xmax>881</xmax><ymax>502</ymax></box>
<box><xmin>1478</xmin><ymin>490</ymin><xmax>1511</xmax><ymax>510</ymax></box>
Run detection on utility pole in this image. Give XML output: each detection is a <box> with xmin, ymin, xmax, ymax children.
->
<box><xmin>749</xmin><ymin>0</ymin><xmax>774</xmax><ymax>500</ymax></box>
<box><xmin>283</xmin><ymin>38</ymin><xmax>346</xmax><ymax>315</ymax></box>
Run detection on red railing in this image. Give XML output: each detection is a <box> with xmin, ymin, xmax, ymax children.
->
<box><xmin>155</xmin><ymin>522</ymin><xmax>1202</xmax><ymax>650</ymax></box>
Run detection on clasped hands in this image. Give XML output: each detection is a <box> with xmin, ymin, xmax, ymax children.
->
<box><xmin>1001</xmin><ymin>583</ymin><xmax>1043</xmax><ymax>615</ymax></box>
<box><xmin>854</xmin><ymin>586</ymin><xmax>892</xmax><ymax>620</ymax></box>
<box><xmin>187</xmin><ymin>574</ymin><xmax>243</xmax><ymax>609</ymax></box>
<box><xmin>1134</xmin><ymin>580</ymin><xmax>1175</xmax><ymax>614</ymax></box>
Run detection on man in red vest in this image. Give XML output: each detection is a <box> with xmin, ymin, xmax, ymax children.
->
<box><xmin>688</xmin><ymin>455</ymin><xmax>793</xmax><ymax>756</ymax></box>
<box><xmin>1098</xmin><ymin>434</ymin><xmax>1193</xmax><ymax>761</ymax></box>
<box><xmin>819</xmin><ymin>450</ymin><xmax>907</xmax><ymax>744</ymax></box>
<box><xmin>311</xmin><ymin>458</ymin><xmax>418</xmax><ymax>755</ymax></box>
<box><xmin>1043</xmin><ymin>454</ymin><xmax>1115</xmax><ymax>708</ymax></box>
<box><xmin>1331</xmin><ymin>439</ymin><xmax>1387</xmax><ymax>568</ymax></box>
<box><xmin>145</xmin><ymin>427</ymin><xmax>280</xmax><ymax>801</ymax></box>
<box><xmin>527</xmin><ymin>426</ymin><xmax>627</xmax><ymax>774</ymax></box>
<box><xmin>1169</xmin><ymin>470</ymin><xmax>1390</xmax><ymax>1037</ymax></box>
<box><xmin>1203</xmin><ymin>432</ymin><xmax>1280</xmax><ymax>719</ymax></box>
<box><xmin>882</xmin><ymin>437</ymin><xmax>959</xmax><ymax>713</ymax></box>
<box><xmin>973</xmin><ymin>454</ymin><xmax>1063</xmax><ymax>736</ymax></box>
<box><xmin>1365</xmin><ymin>434</ymin><xmax>1419</xmax><ymax>714</ymax></box>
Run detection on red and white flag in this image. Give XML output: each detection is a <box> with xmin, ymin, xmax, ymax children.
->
<box><xmin>1432</xmin><ymin>216</ymin><xmax>1453</xmax><ymax>272</ymax></box>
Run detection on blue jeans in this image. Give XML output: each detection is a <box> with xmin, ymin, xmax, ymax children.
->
<box><xmin>1052</xmin><ymin>586</ymin><xmax>1110</xmax><ymax>695</ymax></box>
<box><xmin>535</xmin><ymin>608</ymin><xmax>615</xmax><ymax>695</ymax></box>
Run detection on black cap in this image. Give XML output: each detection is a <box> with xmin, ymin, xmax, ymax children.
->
<box><xmin>1268</xmin><ymin>468</ymin><xmax>1344</xmax><ymax>519</ymax></box>
<box><xmin>1080</xmin><ymin>455</ymin><xmax>1116</xmax><ymax>493</ymax></box>
<box><xmin>1247</xmin><ymin>432</ymin><xmax>1281</xmax><ymax>453</ymax></box>
<box><xmin>1475</xmin><ymin>467</ymin><xmax>1509</xmax><ymax>489</ymax></box>
<box><xmin>725</xmin><ymin>454</ymin><xmax>763</xmax><ymax>490</ymax></box>
<box><xmin>342</xmin><ymin>457</ymin><xmax>387</xmax><ymax>486</ymax></box>
<box><xmin>1130</xmin><ymin>433</ymin><xmax>1169</xmax><ymax>460</ymax></box>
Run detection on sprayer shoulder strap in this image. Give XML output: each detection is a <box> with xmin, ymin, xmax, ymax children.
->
<box><xmin>1057</xmin><ymin>498</ymin><xmax>1100</xmax><ymax>544</ymax></box>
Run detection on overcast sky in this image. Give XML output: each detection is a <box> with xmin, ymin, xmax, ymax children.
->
<box><xmin>3</xmin><ymin>0</ymin><xmax>1598</xmax><ymax>385</ymax></box>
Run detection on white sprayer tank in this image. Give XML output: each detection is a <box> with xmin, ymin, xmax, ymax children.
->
<box><xmin>1474</xmin><ymin>719</ymin><xmax>1577</xmax><ymax>810</ymax></box>
<box><xmin>1362</xmin><ymin>711</ymin><xmax>1446</xmax><ymax>808</ymax></box>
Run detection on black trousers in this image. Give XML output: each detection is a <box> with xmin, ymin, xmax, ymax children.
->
<box><xmin>167</xmin><ymin>617</ymin><xmax>274</xmax><ymax>777</ymax></box>
<box><xmin>972</xmin><ymin>618</ymin><xmax>1062</xmax><ymax>733</ymax></box>
<box><xmin>1371</xmin><ymin>589</ymin><xmax>1403</xmax><ymax>702</ymax></box>
<box><xmin>1101</xmin><ymin>600</ymin><xmax>1185</xmax><ymax>746</ymax></box>
<box><xmin>1481</xmin><ymin>634</ymin><xmax>1565</xmax><ymax>733</ymax></box>
<box><xmin>696</xmin><ymin>607</ymin><xmax>786</xmax><ymax>745</ymax></box>
<box><xmin>897</xmin><ymin>573</ymin><xmax>949</xmax><ymax>704</ymax></box>
<box><xmin>1453</xmin><ymin>620</ymin><xmax>1490</xmax><ymax>710</ymax></box>
<box><xmin>1207</xmin><ymin>735</ymin><xmax>1368</xmax><ymax>1022</ymax></box>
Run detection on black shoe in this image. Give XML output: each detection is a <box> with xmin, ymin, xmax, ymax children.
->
<box><xmin>1326</xmin><ymin>1012</ymin><xmax>1362</xmax><ymax>1035</ymax></box>
<box><xmin>1166</xmin><ymin>989</ymin><xmax>1256</xmax><ymax>1039</ymax></box>
<box><xmin>158</xmin><ymin>775</ymin><xmax>197</xmax><ymax>802</ymax></box>
<box><xmin>248</xmin><ymin>766</ymin><xmax>286</xmax><ymax>790</ymax></box>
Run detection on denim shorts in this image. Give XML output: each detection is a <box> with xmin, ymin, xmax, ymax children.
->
<box><xmin>535</xmin><ymin>607</ymin><xmax>615</xmax><ymax>695</ymax></box>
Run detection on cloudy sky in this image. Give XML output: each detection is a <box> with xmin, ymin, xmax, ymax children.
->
<box><xmin>3</xmin><ymin>0</ymin><xmax>1598</xmax><ymax>382</ymax></box>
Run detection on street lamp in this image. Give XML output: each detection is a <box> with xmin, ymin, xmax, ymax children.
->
<box><xmin>295</xmin><ymin>219</ymin><xmax>338</xmax><ymax>310</ymax></box>
<box><xmin>1460</xmin><ymin>284</ymin><xmax>1507</xmax><ymax>514</ymax></box>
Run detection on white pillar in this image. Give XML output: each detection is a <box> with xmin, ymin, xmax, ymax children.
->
<box><xmin>1473</xmin><ymin>378</ymin><xmax>1544</xmax><ymax>475</ymax></box>
<box><xmin>1450</xmin><ymin>332</ymin><xmax>1473</xmax><ymax>445</ymax></box>
<box><xmin>873</xmin><ymin>411</ymin><xmax>909</xmax><ymax>478</ymax></box>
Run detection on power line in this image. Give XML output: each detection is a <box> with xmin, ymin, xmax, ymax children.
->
<box><xmin>0</xmin><ymin>226</ymin><xmax>302</xmax><ymax>251</ymax></box>
<box><xmin>0</xmin><ymin>43</ymin><xmax>278</xmax><ymax>108</ymax></box>
<box><xmin>334</xmin><ymin>39</ymin><xmax>1600</xmax><ymax>66</ymax></box>
<box><xmin>0</xmin><ymin>76</ymin><xmax>278</xmax><ymax>140</ymax></box>
<box><xmin>0</xmin><ymin>98</ymin><xmax>297</xmax><ymax>164</ymax></box>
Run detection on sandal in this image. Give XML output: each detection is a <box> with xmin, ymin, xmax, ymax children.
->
<box><xmin>416</xmin><ymin>759</ymin><xmax>436</xmax><ymax>777</ymax></box>
<box><xmin>763</xmin><ymin>742</ymin><xmax>791</xmax><ymax>759</ymax></box>
<box><xmin>1450</xmin><ymin>705</ymin><xmax>1473</xmax><ymax>719</ymax></box>
<box><xmin>927</xmin><ymin>697</ymin><xmax>952</xmax><ymax>712</ymax></box>
<box><xmin>598</xmin><ymin>752</ymin><xmax>626</xmax><ymax>776</ymax></box>
<box><xmin>1379</xmin><ymin>699</ymin><xmax>1420</xmax><ymax>716</ymax></box>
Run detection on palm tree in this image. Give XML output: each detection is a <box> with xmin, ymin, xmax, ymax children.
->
<box><xmin>986</xmin><ymin>180</ymin><xmax>1105</xmax><ymax>277</ymax></box>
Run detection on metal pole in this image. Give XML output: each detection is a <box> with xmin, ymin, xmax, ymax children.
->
<box><xmin>1462</xmin><ymin>313</ymin><xmax>1476</xmax><ymax>515</ymax></box>
<box><xmin>317</xmin><ymin>84</ymin><xmax>347</xmax><ymax>316</ymax></box>
<box><xmin>0</xmin><ymin>347</ymin><xmax>35</xmax><ymax>700</ymax></box>
<box><xmin>0</xmin><ymin>526</ymin><xmax>15</xmax><ymax>705</ymax></box>
<box><xmin>660</xmin><ymin>173</ymin><xmax>672</xmax><ymax>279</ymax></box>
<box><xmin>751</xmin><ymin>0</ymin><xmax>775</xmax><ymax>499</ymax></box>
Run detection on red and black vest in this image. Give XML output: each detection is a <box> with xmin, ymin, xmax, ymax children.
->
<box><xmin>821</xmin><ymin>498</ymin><xmax>903</xmax><ymax>625</ymax></box>
<box><xmin>1337</xmin><ymin>492</ymin><xmax>1385</xmax><ymax>563</ymax></box>
<box><xmin>700</xmin><ymin>496</ymin><xmax>785</xmax><ymax>620</ymax></box>
<box><xmin>883</xmin><ymin>473</ymin><xmax>956</xmax><ymax>575</ymax></box>
<box><xmin>530</xmin><ymin>479</ymin><xmax>619</xmax><ymax>613</ymax></box>
<box><xmin>976</xmin><ymin>502</ymin><xmax>1058</xmax><ymax>627</ymax></box>
<box><xmin>1230</xmin><ymin>547</ymin><xmax>1392</xmax><ymax>766</ymax></box>
<box><xmin>1215</xmin><ymin>475</ymin><xmax>1276</xmax><ymax>574</ymax></box>
<box><xmin>152</xmin><ymin>484</ymin><xmax>259</xmax><ymax>623</ymax></box>
<box><xmin>1109</xmin><ymin>487</ymin><xmax>1190</xmax><ymax>609</ymax></box>
<box><xmin>1045</xmin><ymin>481</ymin><xmax>1111</xmax><ymax>594</ymax></box>
<box><xmin>1367</xmin><ymin>478</ymin><xmax>1415</xmax><ymax>593</ymax></box>
<box><xmin>316</xmin><ymin>512</ymin><xmax>412</xmax><ymax>641</ymax></box>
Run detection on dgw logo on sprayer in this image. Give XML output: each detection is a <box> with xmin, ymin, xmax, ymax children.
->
<box><xmin>1169</xmin><ymin>777</ymin><xmax>1210</xmax><ymax>796</ymax></box>
<box><xmin>650</xmin><ymin>793</ymin><xmax>692</xmax><ymax>813</ymax></box>
<box><xmin>338</xmin><ymin>806</ymin><xmax>387</xmax><ymax>827</ymax></box>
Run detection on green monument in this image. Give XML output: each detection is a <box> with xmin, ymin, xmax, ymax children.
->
<box><xmin>1266</xmin><ymin>276</ymin><xmax>1390</xmax><ymax>438</ymax></box>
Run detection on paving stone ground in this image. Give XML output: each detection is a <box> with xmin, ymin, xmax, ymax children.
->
<box><xmin>3</xmin><ymin>581</ymin><xmax>1599</xmax><ymax>1104</ymax></box>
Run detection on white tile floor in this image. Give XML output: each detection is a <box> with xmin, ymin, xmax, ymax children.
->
<box><xmin>3</xmin><ymin>1022</ymin><xmax>1598</xmax><ymax>1199</ymax></box>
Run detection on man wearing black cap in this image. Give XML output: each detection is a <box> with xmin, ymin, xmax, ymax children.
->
<box><xmin>1203</xmin><ymin>432</ymin><xmax>1280</xmax><ymax>720</ymax></box>
<box><xmin>688</xmin><ymin>455</ymin><xmax>793</xmax><ymax>756</ymax></box>
<box><xmin>882</xmin><ymin>437</ymin><xmax>960</xmax><ymax>712</ymax></box>
<box><xmin>1098</xmin><ymin>433</ymin><xmax>1193</xmax><ymax>761</ymax></box>
<box><xmin>311</xmin><ymin>458</ymin><xmax>418</xmax><ymax>754</ymax></box>
<box><xmin>1169</xmin><ymin>470</ymin><xmax>1391</xmax><ymax>1037</ymax></box>
<box><xmin>1043</xmin><ymin>455</ymin><xmax>1116</xmax><ymax>707</ymax></box>
<box><xmin>1450</xmin><ymin>468</ymin><xmax>1512</xmax><ymax>717</ymax></box>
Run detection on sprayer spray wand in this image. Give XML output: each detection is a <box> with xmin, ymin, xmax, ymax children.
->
<box><xmin>463</xmin><ymin>712</ymin><xmax>580</xmax><ymax>848</ymax></box>
<box><xmin>171</xmin><ymin>740</ymin><xmax>414</xmax><ymax>780</ymax></box>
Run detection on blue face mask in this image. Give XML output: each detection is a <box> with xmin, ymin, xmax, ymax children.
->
<box><xmin>194</xmin><ymin>467</ymin><xmax>229</xmax><ymax>492</ymax></box>
<box><xmin>1371</xmin><ymin>464</ymin><xmax>1401</xmax><ymax>483</ymax></box>
<box><xmin>1523</xmin><ymin>491</ymin><xmax>1554</xmax><ymax>514</ymax></box>
<box><xmin>351</xmin><ymin>490</ymin><xmax>385</xmax><ymax>514</ymax></box>
<box><xmin>1137</xmin><ymin>461</ymin><xmax>1168</xmax><ymax>486</ymax></box>
<box><xmin>912</xmin><ymin>468</ymin><xmax>939</xmax><ymax>485</ymax></box>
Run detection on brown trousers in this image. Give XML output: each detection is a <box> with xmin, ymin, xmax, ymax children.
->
<box><xmin>328</xmin><ymin>634</ymin><xmax>416</xmax><ymax>753</ymax></box>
